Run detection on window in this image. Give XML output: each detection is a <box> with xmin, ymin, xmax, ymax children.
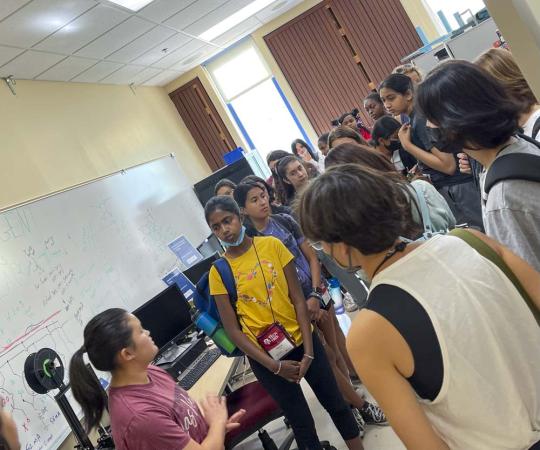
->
<box><xmin>205</xmin><ymin>39</ymin><xmax>311</xmax><ymax>162</ymax></box>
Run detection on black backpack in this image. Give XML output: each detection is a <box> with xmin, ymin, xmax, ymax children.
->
<box><xmin>484</xmin><ymin>134</ymin><xmax>540</xmax><ymax>194</ymax></box>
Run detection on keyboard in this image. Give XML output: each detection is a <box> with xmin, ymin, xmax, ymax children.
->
<box><xmin>177</xmin><ymin>347</ymin><xmax>221</xmax><ymax>390</ymax></box>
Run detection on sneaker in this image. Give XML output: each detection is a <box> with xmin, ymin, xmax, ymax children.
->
<box><xmin>351</xmin><ymin>407</ymin><xmax>366</xmax><ymax>437</ymax></box>
<box><xmin>343</xmin><ymin>292</ymin><xmax>358</xmax><ymax>312</ymax></box>
<box><xmin>360</xmin><ymin>402</ymin><xmax>388</xmax><ymax>426</ymax></box>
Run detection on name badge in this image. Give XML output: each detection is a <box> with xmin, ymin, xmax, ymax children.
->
<box><xmin>257</xmin><ymin>322</ymin><xmax>295</xmax><ymax>360</ymax></box>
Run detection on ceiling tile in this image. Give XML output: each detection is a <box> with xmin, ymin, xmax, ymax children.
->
<box><xmin>130</xmin><ymin>66</ymin><xmax>162</xmax><ymax>85</ymax></box>
<box><xmin>0</xmin><ymin>50</ymin><xmax>66</xmax><ymax>79</ymax></box>
<box><xmin>183</xmin><ymin>0</ymin><xmax>252</xmax><ymax>36</ymax></box>
<box><xmin>168</xmin><ymin>44</ymin><xmax>216</xmax><ymax>71</ymax></box>
<box><xmin>34</xmin><ymin>5</ymin><xmax>129</xmax><ymax>54</ymax></box>
<box><xmin>164</xmin><ymin>0</ymin><xmax>227</xmax><ymax>32</ymax></box>
<box><xmin>143</xmin><ymin>69</ymin><xmax>183</xmax><ymax>86</ymax></box>
<box><xmin>152</xmin><ymin>38</ymin><xmax>207</xmax><ymax>69</ymax></box>
<box><xmin>130</xmin><ymin>32</ymin><xmax>191</xmax><ymax>66</ymax></box>
<box><xmin>0</xmin><ymin>45</ymin><xmax>25</xmax><ymax>66</ymax></box>
<box><xmin>106</xmin><ymin>25</ymin><xmax>175</xmax><ymax>63</ymax></box>
<box><xmin>35</xmin><ymin>56</ymin><xmax>97</xmax><ymax>81</ymax></box>
<box><xmin>71</xmin><ymin>60</ymin><xmax>123</xmax><ymax>83</ymax></box>
<box><xmin>0</xmin><ymin>0</ymin><xmax>96</xmax><ymax>48</ymax></box>
<box><xmin>137</xmin><ymin>0</ymin><xmax>194</xmax><ymax>23</ymax></box>
<box><xmin>75</xmin><ymin>16</ymin><xmax>154</xmax><ymax>59</ymax></box>
<box><xmin>255</xmin><ymin>0</ymin><xmax>301</xmax><ymax>23</ymax></box>
<box><xmin>100</xmin><ymin>64</ymin><xmax>146</xmax><ymax>84</ymax></box>
<box><xmin>0</xmin><ymin>0</ymin><xmax>32</xmax><ymax>22</ymax></box>
<box><xmin>212</xmin><ymin>16</ymin><xmax>261</xmax><ymax>46</ymax></box>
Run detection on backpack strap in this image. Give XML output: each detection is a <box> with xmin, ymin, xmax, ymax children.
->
<box><xmin>484</xmin><ymin>153</ymin><xmax>540</xmax><ymax>194</ymax></box>
<box><xmin>213</xmin><ymin>257</ymin><xmax>237</xmax><ymax>306</ymax></box>
<box><xmin>532</xmin><ymin>116</ymin><xmax>540</xmax><ymax>141</ymax></box>
<box><xmin>271</xmin><ymin>213</ymin><xmax>296</xmax><ymax>235</ymax></box>
<box><xmin>449</xmin><ymin>229</ymin><xmax>540</xmax><ymax>327</ymax></box>
<box><xmin>409</xmin><ymin>183</ymin><xmax>435</xmax><ymax>237</ymax></box>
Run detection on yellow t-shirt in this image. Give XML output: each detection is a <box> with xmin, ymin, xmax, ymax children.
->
<box><xmin>209</xmin><ymin>236</ymin><xmax>302</xmax><ymax>347</ymax></box>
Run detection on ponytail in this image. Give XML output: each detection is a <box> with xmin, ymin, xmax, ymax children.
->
<box><xmin>69</xmin><ymin>347</ymin><xmax>106</xmax><ymax>432</ymax></box>
<box><xmin>69</xmin><ymin>308</ymin><xmax>133</xmax><ymax>432</ymax></box>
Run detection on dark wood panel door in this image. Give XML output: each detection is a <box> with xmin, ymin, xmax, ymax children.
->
<box><xmin>264</xmin><ymin>0</ymin><xmax>422</xmax><ymax>135</ymax></box>
<box><xmin>169</xmin><ymin>77</ymin><xmax>237</xmax><ymax>171</ymax></box>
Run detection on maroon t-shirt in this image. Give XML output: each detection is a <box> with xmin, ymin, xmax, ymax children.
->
<box><xmin>108</xmin><ymin>366</ymin><xmax>209</xmax><ymax>450</ymax></box>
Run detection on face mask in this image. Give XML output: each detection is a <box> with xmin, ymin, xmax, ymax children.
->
<box><xmin>385</xmin><ymin>140</ymin><xmax>401</xmax><ymax>152</ymax></box>
<box><xmin>220</xmin><ymin>225</ymin><xmax>246</xmax><ymax>249</ymax></box>
<box><xmin>426</xmin><ymin>127</ymin><xmax>463</xmax><ymax>154</ymax></box>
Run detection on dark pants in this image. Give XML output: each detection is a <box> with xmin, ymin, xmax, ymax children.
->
<box><xmin>248</xmin><ymin>333</ymin><xmax>359</xmax><ymax>450</ymax></box>
<box><xmin>438</xmin><ymin>180</ymin><xmax>484</xmax><ymax>231</ymax></box>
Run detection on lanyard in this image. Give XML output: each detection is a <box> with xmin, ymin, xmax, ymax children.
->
<box><xmin>373</xmin><ymin>241</ymin><xmax>408</xmax><ymax>277</ymax></box>
<box><xmin>240</xmin><ymin>238</ymin><xmax>279</xmax><ymax>340</ymax></box>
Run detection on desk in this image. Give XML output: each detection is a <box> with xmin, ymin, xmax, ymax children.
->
<box><xmin>187</xmin><ymin>355</ymin><xmax>240</xmax><ymax>402</ymax></box>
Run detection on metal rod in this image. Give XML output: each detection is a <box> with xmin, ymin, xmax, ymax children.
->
<box><xmin>0</xmin><ymin>153</ymin><xmax>176</xmax><ymax>213</ymax></box>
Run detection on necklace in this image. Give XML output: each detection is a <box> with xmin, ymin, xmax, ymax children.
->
<box><xmin>372</xmin><ymin>241</ymin><xmax>408</xmax><ymax>277</ymax></box>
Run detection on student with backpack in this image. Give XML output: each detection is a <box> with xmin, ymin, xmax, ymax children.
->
<box><xmin>417</xmin><ymin>60</ymin><xmax>540</xmax><ymax>272</ymax></box>
<box><xmin>297</xmin><ymin>163</ymin><xmax>540</xmax><ymax>450</ymax></box>
<box><xmin>379</xmin><ymin>73</ymin><xmax>483</xmax><ymax>230</ymax></box>
<box><xmin>204</xmin><ymin>195</ymin><xmax>363</xmax><ymax>450</ymax></box>
<box><xmin>233</xmin><ymin>182</ymin><xmax>387</xmax><ymax>433</ymax></box>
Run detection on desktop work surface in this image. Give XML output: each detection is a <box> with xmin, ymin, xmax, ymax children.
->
<box><xmin>186</xmin><ymin>353</ymin><xmax>241</xmax><ymax>402</ymax></box>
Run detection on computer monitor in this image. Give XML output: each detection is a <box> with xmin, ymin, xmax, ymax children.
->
<box><xmin>183</xmin><ymin>252</ymin><xmax>220</xmax><ymax>285</ymax></box>
<box><xmin>133</xmin><ymin>285</ymin><xmax>193</xmax><ymax>353</ymax></box>
<box><xmin>197</xmin><ymin>234</ymin><xmax>223</xmax><ymax>258</ymax></box>
<box><xmin>193</xmin><ymin>157</ymin><xmax>254</xmax><ymax>206</ymax></box>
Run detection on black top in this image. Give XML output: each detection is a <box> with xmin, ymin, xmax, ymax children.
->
<box><xmin>411</xmin><ymin>112</ymin><xmax>473</xmax><ymax>189</ymax></box>
<box><xmin>366</xmin><ymin>284</ymin><xmax>444</xmax><ymax>401</ymax></box>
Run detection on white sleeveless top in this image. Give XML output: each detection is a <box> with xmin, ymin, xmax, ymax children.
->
<box><xmin>371</xmin><ymin>235</ymin><xmax>540</xmax><ymax>450</ymax></box>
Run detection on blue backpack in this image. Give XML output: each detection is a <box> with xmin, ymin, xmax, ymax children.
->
<box><xmin>193</xmin><ymin>258</ymin><xmax>244</xmax><ymax>357</ymax></box>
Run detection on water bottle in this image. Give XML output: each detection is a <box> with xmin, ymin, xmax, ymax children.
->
<box><xmin>328</xmin><ymin>278</ymin><xmax>352</xmax><ymax>335</ymax></box>
<box><xmin>193</xmin><ymin>312</ymin><xmax>237</xmax><ymax>355</ymax></box>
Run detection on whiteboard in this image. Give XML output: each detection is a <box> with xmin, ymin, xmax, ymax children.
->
<box><xmin>0</xmin><ymin>155</ymin><xmax>210</xmax><ymax>450</ymax></box>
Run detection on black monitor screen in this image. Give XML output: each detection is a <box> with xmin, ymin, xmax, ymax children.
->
<box><xmin>193</xmin><ymin>157</ymin><xmax>254</xmax><ymax>206</ymax></box>
<box><xmin>133</xmin><ymin>285</ymin><xmax>192</xmax><ymax>351</ymax></box>
<box><xmin>183</xmin><ymin>253</ymin><xmax>220</xmax><ymax>285</ymax></box>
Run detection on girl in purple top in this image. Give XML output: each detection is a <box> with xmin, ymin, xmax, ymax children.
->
<box><xmin>69</xmin><ymin>308</ymin><xmax>244</xmax><ymax>450</ymax></box>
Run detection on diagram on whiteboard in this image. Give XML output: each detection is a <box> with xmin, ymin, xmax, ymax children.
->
<box><xmin>0</xmin><ymin>157</ymin><xmax>209</xmax><ymax>450</ymax></box>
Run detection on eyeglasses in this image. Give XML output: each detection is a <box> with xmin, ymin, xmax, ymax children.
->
<box><xmin>394</xmin><ymin>63</ymin><xmax>415</xmax><ymax>74</ymax></box>
<box><xmin>309</xmin><ymin>241</ymin><xmax>323</xmax><ymax>251</ymax></box>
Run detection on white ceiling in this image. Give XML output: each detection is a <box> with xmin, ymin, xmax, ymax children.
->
<box><xmin>0</xmin><ymin>0</ymin><xmax>302</xmax><ymax>86</ymax></box>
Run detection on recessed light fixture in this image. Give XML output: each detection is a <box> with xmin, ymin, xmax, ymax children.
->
<box><xmin>198</xmin><ymin>0</ymin><xmax>274</xmax><ymax>41</ymax></box>
<box><xmin>105</xmin><ymin>0</ymin><xmax>156</xmax><ymax>12</ymax></box>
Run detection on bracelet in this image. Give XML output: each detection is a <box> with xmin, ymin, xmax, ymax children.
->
<box><xmin>273</xmin><ymin>361</ymin><xmax>282</xmax><ymax>375</ymax></box>
<box><xmin>303</xmin><ymin>354</ymin><xmax>315</xmax><ymax>360</ymax></box>
<box><xmin>308</xmin><ymin>292</ymin><xmax>323</xmax><ymax>302</ymax></box>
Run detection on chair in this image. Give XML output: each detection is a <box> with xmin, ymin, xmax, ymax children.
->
<box><xmin>225</xmin><ymin>381</ymin><xmax>295</xmax><ymax>450</ymax></box>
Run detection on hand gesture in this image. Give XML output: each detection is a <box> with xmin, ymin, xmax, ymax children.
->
<box><xmin>306</xmin><ymin>297</ymin><xmax>321</xmax><ymax>322</ymax></box>
<box><xmin>398</xmin><ymin>124</ymin><xmax>412</xmax><ymax>150</ymax></box>
<box><xmin>457</xmin><ymin>153</ymin><xmax>472</xmax><ymax>174</ymax></box>
<box><xmin>226</xmin><ymin>408</ymin><xmax>246</xmax><ymax>432</ymax></box>
<box><xmin>200</xmin><ymin>395</ymin><xmax>228</xmax><ymax>428</ymax></box>
<box><xmin>297</xmin><ymin>355</ymin><xmax>313</xmax><ymax>383</ymax></box>
<box><xmin>276</xmin><ymin>360</ymin><xmax>300</xmax><ymax>382</ymax></box>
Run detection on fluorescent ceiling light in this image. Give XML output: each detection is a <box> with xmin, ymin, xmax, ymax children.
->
<box><xmin>198</xmin><ymin>0</ymin><xmax>275</xmax><ymax>41</ymax></box>
<box><xmin>105</xmin><ymin>0</ymin><xmax>156</xmax><ymax>11</ymax></box>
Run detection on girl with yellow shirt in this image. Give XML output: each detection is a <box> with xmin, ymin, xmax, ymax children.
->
<box><xmin>205</xmin><ymin>196</ymin><xmax>362</xmax><ymax>450</ymax></box>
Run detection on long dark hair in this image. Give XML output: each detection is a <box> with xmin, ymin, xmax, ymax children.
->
<box><xmin>204</xmin><ymin>195</ymin><xmax>241</xmax><ymax>224</ymax></box>
<box><xmin>298</xmin><ymin>164</ymin><xmax>413</xmax><ymax>254</ymax></box>
<box><xmin>70</xmin><ymin>308</ymin><xmax>133</xmax><ymax>432</ymax></box>
<box><xmin>240</xmin><ymin>175</ymin><xmax>276</xmax><ymax>203</ymax></box>
<box><xmin>274</xmin><ymin>156</ymin><xmax>303</xmax><ymax>205</ymax></box>
<box><xmin>417</xmin><ymin>60</ymin><xmax>521</xmax><ymax>150</ymax></box>
<box><xmin>328</xmin><ymin>126</ymin><xmax>368</xmax><ymax>148</ymax></box>
<box><xmin>291</xmin><ymin>139</ymin><xmax>318</xmax><ymax>162</ymax></box>
<box><xmin>369</xmin><ymin>116</ymin><xmax>401</xmax><ymax>147</ymax></box>
<box><xmin>378</xmin><ymin>73</ymin><xmax>413</xmax><ymax>95</ymax></box>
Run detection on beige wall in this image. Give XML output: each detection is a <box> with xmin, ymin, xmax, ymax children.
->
<box><xmin>0</xmin><ymin>80</ymin><xmax>210</xmax><ymax>210</ymax></box>
<box><xmin>400</xmin><ymin>0</ymin><xmax>443</xmax><ymax>42</ymax></box>
<box><xmin>485</xmin><ymin>0</ymin><xmax>540</xmax><ymax>100</ymax></box>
